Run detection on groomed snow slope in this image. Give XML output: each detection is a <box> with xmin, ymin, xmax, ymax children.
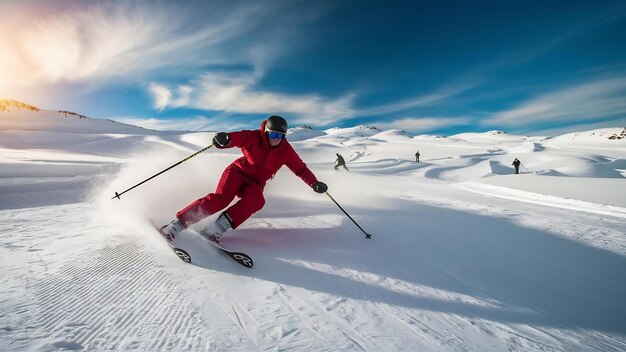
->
<box><xmin>1</xmin><ymin>105</ymin><xmax>625</xmax><ymax>351</ymax></box>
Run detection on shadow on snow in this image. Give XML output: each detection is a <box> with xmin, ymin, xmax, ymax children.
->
<box><xmin>184</xmin><ymin>199</ymin><xmax>626</xmax><ymax>335</ymax></box>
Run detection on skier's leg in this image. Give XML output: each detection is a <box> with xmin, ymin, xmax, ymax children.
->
<box><xmin>199</xmin><ymin>212</ymin><xmax>233</xmax><ymax>243</ymax></box>
<box><xmin>223</xmin><ymin>183</ymin><xmax>265</xmax><ymax>229</ymax></box>
<box><xmin>176</xmin><ymin>165</ymin><xmax>243</xmax><ymax>227</ymax></box>
<box><xmin>158</xmin><ymin>219</ymin><xmax>185</xmax><ymax>241</ymax></box>
<box><xmin>201</xmin><ymin>182</ymin><xmax>265</xmax><ymax>243</ymax></box>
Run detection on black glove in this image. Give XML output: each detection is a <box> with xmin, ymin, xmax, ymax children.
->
<box><xmin>312</xmin><ymin>181</ymin><xmax>327</xmax><ymax>193</ymax></box>
<box><xmin>213</xmin><ymin>132</ymin><xmax>230</xmax><ymax>148</ymax></box>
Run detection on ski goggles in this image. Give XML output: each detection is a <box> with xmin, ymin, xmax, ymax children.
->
<box><xmin>267</xmin><ymin>131</ymin><xmax>285</xmax><ymax>140</ymax></box>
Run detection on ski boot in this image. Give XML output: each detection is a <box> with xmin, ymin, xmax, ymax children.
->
<box><xmin>159</xmin><ymin>219</ymin><xmax>185</xmax><ymax>242</ymax></box>
<box><xmin>200</xmin><ymin>212</ymin><xmax>233</xmax><ymax>244</ymax></box>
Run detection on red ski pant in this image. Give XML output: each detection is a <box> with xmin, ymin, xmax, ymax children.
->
<box><xmin>176</xmin><ymin>165</ymin><xmax>265</xmax><ymax>229</ymax></box>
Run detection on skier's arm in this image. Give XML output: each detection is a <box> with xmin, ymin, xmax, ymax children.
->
<box><xmin>285</xmin><ymin>145</ymin><xmax>318</xmax><ymax>186</ymax></box>
<box><xmin>286</xmin><ymin>150</ymin><xmax>328</xmax><ymax>193</ymax></box>
<box><xmin>213</xmin><ymin>130</ymin><xmax>254</xmax><ymax>149</ymax></box>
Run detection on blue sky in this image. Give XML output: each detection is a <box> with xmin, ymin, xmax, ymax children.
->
<box><xmin>1</xmin><ymin>0</ymin><xmax>626</xmax><ymax>135</ymax></box>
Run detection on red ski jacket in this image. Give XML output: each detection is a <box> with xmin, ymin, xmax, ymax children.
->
<box><xmin>220</xmin><ymin>120</ymin><xmax>318</xmax><ymax>187</ymax></box>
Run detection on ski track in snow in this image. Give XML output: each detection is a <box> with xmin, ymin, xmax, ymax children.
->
<box><xmin>0</xmin><ymin>205</ymin><xmax>251</xmax><ymax>351</ymax></box>
<box><xmin>393</xmin><ymin>182</ymin><xmax>626</xmax><ymax>257</ymax></box>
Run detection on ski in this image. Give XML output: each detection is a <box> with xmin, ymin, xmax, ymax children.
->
<box><xmin>198</xmin><ymin>232</ymin><xmax>254</xmax><ymax>268</ymax></box>
<box><xmin>151</xmin><ymin>222</ymin><xmax>253</xmax><ymax>268</ymax></box>
<box><xmin>152</xmin><ymin>222</ymin><xmax>193</xmax><ymax>263</ymax></box>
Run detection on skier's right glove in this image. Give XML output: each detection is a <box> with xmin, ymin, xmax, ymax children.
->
<box><xmin>213</xmin><ymin>132</ymin><xmax>230</xmax><ymax>148</ymax></box>
<box><xmin>312</xmin><ymin>181</ymin><xmax>328</xmax><ymax>193</ymax></box>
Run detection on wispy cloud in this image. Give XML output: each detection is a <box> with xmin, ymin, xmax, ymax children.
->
<box><xmin>529</xmin><ymin>117</ymin><xmax>626</xmax><ymax>137</ymax></box>
<box><xmin>148</xmin><ymin>71</ymin><xmax>356</xmax><ymax>124</ymax></box>
<box><xmin>485</xmin><ymin>77</ymin><xmax>626</xmax><ymax>127</ymax></box>
<box><xmin>373</xmin><ymin>117</ymin><xmax>471</xmax><ymax>132</ymax></box>
<box><xmin>0</xmin><ymin>1</ymin><xmax>269</xmax><ymax>88</ymax></box>
<box><xmin>358</xmin><ymin>81</ymin><xmax>479</xmax><ymax>117</ymax></box>
<box><xmin>149</xmin><ymin>84</ymin><xmax>193</xmax><ymax>110</ymax></box>
<box><xmin>114</xmin><ymin>115</ymin><xmax>250</xmax><ymax>132</ymax></box>
<box><xmin>475</xmin><ymin>5</ymin><xmax>626</xmax><ymax>77</ymax></box>
<box><xmin>148</xmin><ymin>70</ymin><xmax>481</xmax><ymax>128</ymax></box>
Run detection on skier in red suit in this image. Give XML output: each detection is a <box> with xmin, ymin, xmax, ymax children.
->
<box><xmin>160</xmin><ymin>115</ymin><xmax>328</xmax><ymax>243</ymax></box>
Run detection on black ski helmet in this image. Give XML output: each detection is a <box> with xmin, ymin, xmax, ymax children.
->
<box><xmin>266</xmin><ymin>115</ymin><xmax>288</xmax><ymax>134</ymax></box>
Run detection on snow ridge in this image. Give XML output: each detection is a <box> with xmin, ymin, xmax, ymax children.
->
<box><xmin>0</xmin><ymin>99</ymin><xmax>40</xmax><ymax>112</ymax></box>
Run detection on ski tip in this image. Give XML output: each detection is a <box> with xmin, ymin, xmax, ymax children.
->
<box><xmin>173</xmin><ymin>248</ymin><xmax>192</xmax><ymax>263</ymax></box>
<box><xmin>230</xmin><ymin>252</ymin><xmax>254</xmax><ymax>268</ymax></box>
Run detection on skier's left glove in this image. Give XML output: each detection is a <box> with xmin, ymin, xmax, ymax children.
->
<box><xmin>213</xmin><ymin>132</ymin><xmax>230</xmax><ymax>148</ymax></box>
<box><xmin>312</xmin><ymin>181</ymin><xmax>328</xmax><ymax>193</ymax></box>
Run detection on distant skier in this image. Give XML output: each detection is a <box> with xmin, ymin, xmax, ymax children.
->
<box><xmin>159</xmin><ymin>115</ymin><xmax>327</xmax><ymax>243</ymax></box>
<box><xmin>335</xmin><ymin>153</ymin><xmax>349</xmax><ymax>171</ymax></box>
<box><xmin>512</xmin><ymin>158</ymin><xmax>521</xmax><ymax>174</ymax></box>
<box><xmin>415</xmin><ymin>151</ymin><xmax>420</xmax><ymax>162</ymax></box>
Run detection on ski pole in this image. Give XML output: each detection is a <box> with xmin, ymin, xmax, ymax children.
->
<box><xmin>520</xmin><ymin>162</ymin><xmax>530</xmax><ymax>173</ymax></box>
<box><xmin>325</xmin><ymin>192</ymin><xmax>372</xmax><ymax>239</ymax></box>
<box><xmin>112</xmin><ymin>144</ymin><xmax>214</xmax><ymax>200</ymax></box>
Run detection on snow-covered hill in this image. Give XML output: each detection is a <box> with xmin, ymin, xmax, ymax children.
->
<box><xmin>285</xmin><ymin>125</ymin><xmax>326</xmax><ymax>141</ymax></box>
<box><xmin>0</xmin><ymin>99</ymin><xmax>153</xmax><ymax>135</ymax></box>
<box><xmin>1</xmin><ymin>102</ymin><xmax>626</xmax><ymax>351</ymax></box>
<box><xmin>548</xmin><ymin>127</ymin><xmax>626</xmax><ymax>142</ymax></box>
